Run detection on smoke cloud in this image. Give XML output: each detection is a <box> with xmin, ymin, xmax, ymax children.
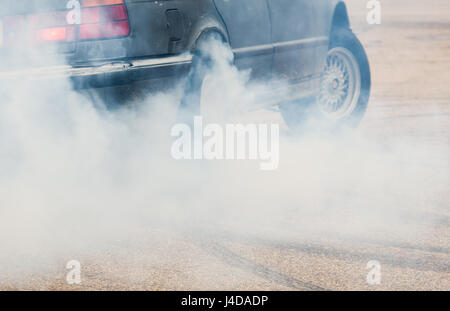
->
<box><xmin>0</xmin><ymin>0</ymin><xmax>448</xmax><ymax>289</ymax></box>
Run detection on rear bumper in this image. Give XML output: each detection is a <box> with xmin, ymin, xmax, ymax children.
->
<box><xmin>0</xmin><ymin>54</ymin><xmax>193</xmax><ymax>89</ymax></box>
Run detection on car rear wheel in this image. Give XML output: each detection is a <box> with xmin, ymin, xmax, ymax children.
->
<box><xmin>178</xmin><ymin>31</ymin><xmax>233</xmax><ymax>124</ymax></box>
<box><xmin>279</xmin><ymin>28</ymin><xmax>371</xmax><ymax>134</ymax></box>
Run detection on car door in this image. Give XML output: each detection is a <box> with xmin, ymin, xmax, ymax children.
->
<box><xmin>212</xmin><ymin>0</ymin><xmax>272</xmax><ymax>80</ymax></box>
<box><xmin>266</xmin><ymin>0</ymin><xmax>320</xmax><ymax>81</ymax></box>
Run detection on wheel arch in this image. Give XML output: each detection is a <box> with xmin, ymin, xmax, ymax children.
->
<box><xmin>186</xmin><ymin>17</ymin><xmax>229</xmax><ymax>52</ymax></box>
<box><xmin>330</xmin><ymin>1</ymin><xmax>351</xmax><ymax>33</ymax></box>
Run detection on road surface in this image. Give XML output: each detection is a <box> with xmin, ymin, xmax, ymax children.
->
<box><xmin>1</xmin><ymin>0</ymin><xmax>449</xmax><ymax>291</ymax></box>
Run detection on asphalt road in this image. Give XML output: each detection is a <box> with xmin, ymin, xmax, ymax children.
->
<box><xmin>1</xmin><ymin>0</ymin><xmax>449</xmax><ymax>291</ymax></box>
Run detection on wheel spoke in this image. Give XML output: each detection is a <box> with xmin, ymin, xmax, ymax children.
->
<box><xmin>318</xmin><ymin>47</ymin><xmax>361</xmax><ymax>119</ymax></box>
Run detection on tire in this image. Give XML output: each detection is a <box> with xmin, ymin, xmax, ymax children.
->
<box><xmin>177</xmin><ymin>31</ymin><xmax>231</xmax><ymax>124</ymax></box>
<box><xmin>279</xmin><ymin>28</ymin><xmax>371</xmax><ymax>134</ymax></box>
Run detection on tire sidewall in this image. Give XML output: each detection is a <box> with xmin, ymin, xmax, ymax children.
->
<box><xmin>328</xmin><ymin>28</ymin><xmax>371</xmax><ymax>129</ymax></box>
<box><xmin>178</xmin><ymin>32</ymin><xmax>228</xmax><ymax>123</ymax></box>
<box><xmin>280</xmin><ymin>28</ymin><xmax>371</xmax><ymax>134</ymax></box>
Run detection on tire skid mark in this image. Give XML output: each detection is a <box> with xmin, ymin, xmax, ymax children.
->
<box><xmin>191</xmin><ymin>233</ymin><xmax>328</xmax><ymax>291</ymax></box>
<box><xmin>237</xmin><ymin>236</ymin><xmax>450</xmax><ymax>274</ymax></box>
<box><xmin>228</xmin><ymin>228</ymin><xmax>450</xmax><ymax>256</ymax></box>
<box><xmin>319</xmin><ymin>233</ymin><xmax>450</xmax><ymax>256</ymax></box>
<box><xmin>324</xmin><ymin>191</ymin><xmax>450</xmax><ymax>227</ymax></box>
<box><xmin>366</xmin><ymin>112</ymin><xmax>450</xmax><ymax>121</ymax></box>
<box><xmin>371</xmin><ymin>102</ymin><xmax>450</xmax><ymax>108</ymax></box>
<box><xmin>196</xmin><ymin>228</ymin><xmax>450</xmax><ymax>274</ymax></box>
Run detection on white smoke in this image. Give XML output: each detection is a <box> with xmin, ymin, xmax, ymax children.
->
<box><xmin>0</xmin><ymin>3</ymin><xmax>448</xmax><ymax>289</ymax></box>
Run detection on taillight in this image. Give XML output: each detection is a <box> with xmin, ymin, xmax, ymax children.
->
<box><xmin>0</xmin><ymin>0</ymin><xmax>129</xmax><ymax>46</ymax></box>
<box><xmin>82</xmin><ymin>0</ymin><xmax>125</xmax><ymax>8</ymax></box>
<box><xmin>28</xmin><ymin>11</ymin><xmax>77</xmax><ymax>42</ymax></box>
<box><xmin>3</xmin><ymin>11</ymin><xmax>76</xmax><ymax>44</ymax></box>
<box><xmin>79</xmin><ymin>0</ymin><xmax>130</xmax><ymax>41</ymax></box>
<box><xmin>35</xmin><ymin>27</ymin><xmax>76</xmax><ymax>42</ymax></box>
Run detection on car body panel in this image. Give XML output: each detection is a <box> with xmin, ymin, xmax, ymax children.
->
<box><xmin>213</xmin><ymin>0</ymin><xmax>272</xmax><ymax>80</ymax></box>
<box><xmin>267</xmin><ymin>0</ymin><xmax>317</xmax><ymax>80</ymax></box>
<box><xmin>0</xmin><ymin>0</ymin><xmax>351</xmax><ymax>106</ymax></box>
<box><xmin>313</xmin><ymin>0</ymin><xmax>351</xmax><ymax>69</ymax></box>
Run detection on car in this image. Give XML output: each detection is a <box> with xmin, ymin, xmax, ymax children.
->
<box><xmin>0</xmin><ymin>0</ymin><xmax>370</xmax><ymax>131</ymax></box>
